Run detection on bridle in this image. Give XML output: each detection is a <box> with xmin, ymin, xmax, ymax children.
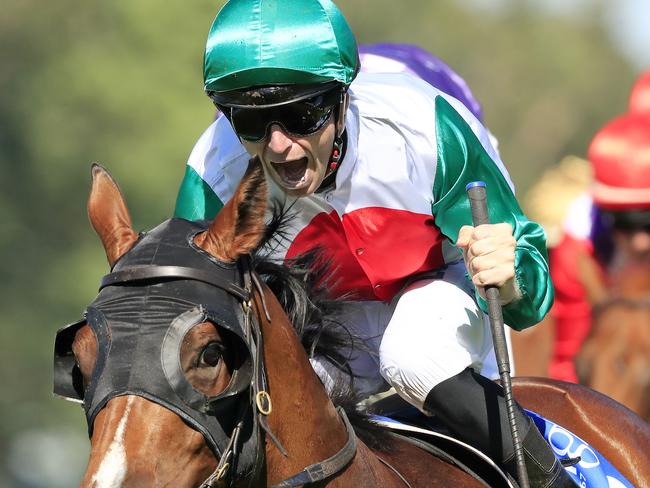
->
<box><xmin>98</xmin><ymin>254</ymin><xmax>358</xmax><ymax>488</ymax></box>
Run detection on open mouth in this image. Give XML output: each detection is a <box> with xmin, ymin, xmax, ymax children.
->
<box><xmin>270</xmin><ymin>157</ymin><xmax>310</xmax><ymax>188</ymax></box>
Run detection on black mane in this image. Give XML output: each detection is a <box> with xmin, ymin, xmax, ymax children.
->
<box><xmin>252</xmin><ymin>208</ymin><xmax>394</xmax><ymax>450</ymax></box>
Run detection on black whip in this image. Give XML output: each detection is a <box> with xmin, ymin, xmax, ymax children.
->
<box><xmin>465</xmin><ymin>181</ymin><xmax>529</xmax><ymax>488</ymax></box>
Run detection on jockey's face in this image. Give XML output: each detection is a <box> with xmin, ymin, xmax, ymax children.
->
<box><xmin>614</xmin><ymin>228</ymin><xmax>650</xmax><ymax>262</ymax></box>
<box><xmin>242</xmin><ymin>117</ymin><xmax>335</xmax><ymax>197</ymax></box>
<box><xmin>241</xmin><ymin>94</ymin><xmax>348</xmax><ymax>198</ymax></box>
<box><xmin>607</xmin><ymin>209</ymin><xmax>650</xmax><ymax>263</ymax></box>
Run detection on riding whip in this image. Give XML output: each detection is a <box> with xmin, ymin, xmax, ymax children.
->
<box><xmin>466</xmin><ymin>181</ymin><xmax>530</xmax><ymax>488</ymax></box>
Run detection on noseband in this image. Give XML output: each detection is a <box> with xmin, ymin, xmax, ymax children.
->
<box><xmin>95</xmin><ymin>238</ymin><xmax>357</xmax><ymax>486</ymax></box>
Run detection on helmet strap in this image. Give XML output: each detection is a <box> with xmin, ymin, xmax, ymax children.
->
<box><xmin>316</xmin><ymin>88</ymin><xmax>348</xmax><ymax>192</ymax></box>
<box><xmin>327</xmin><ymin>88</ymin><xmax>348</xmax><ymax>173</ymax></box>
<box><xmin>328</xmin><ymin>135</ymin><xmax>343</xmax><ymax>172</ymax></box>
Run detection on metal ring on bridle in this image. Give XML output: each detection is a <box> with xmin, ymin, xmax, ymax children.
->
<box><xmin>256</xmin><ymin>391</ymin><xmax>272</xmax><ymax>415</ymax></box>
<box><xmin>215</xmin><ymin>462</ymin><xmax>230</xmax><ymax>481</ymax></box>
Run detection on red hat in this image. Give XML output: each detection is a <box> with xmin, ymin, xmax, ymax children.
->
<box><xmin>589</xmin><ymin>113</ymin><xmax>650</xmax><ymax>210</ymax></box>
<box><xmin>629</xmin><ymin>70</ymin><xmax>650</xmax><ymax>117</ymax></box>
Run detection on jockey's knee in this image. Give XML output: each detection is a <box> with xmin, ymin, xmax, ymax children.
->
<box><xmin>379</xmin><ymin>273</ymin><xmax>489</xmax><ymax>410</ymax></box>
<box><xmin>379</xmin><ymin>341</ymin><xmax>448</xmax><ymax>410</ymax></box>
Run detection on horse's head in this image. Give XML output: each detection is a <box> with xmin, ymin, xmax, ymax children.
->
<box><xmin>54</xmin><ymin>161</ymin><xmax>270</xmax><ymax>487</ymax></box>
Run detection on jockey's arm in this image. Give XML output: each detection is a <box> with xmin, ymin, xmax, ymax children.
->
<box><xmin>430</xmin><ymin>96</ymin><xmax>553</xmax><ymax>331</ymax></box>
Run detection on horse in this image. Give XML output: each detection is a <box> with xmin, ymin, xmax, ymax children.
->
<box><xmin>576</xmin><ymin>262</ymin><xmax>650</xmax><ymax>423</ymax></box>
<box><xmin>55</xmin><ymin>161</ymin><xmax>650</xmax><ymax>487</ymax></box>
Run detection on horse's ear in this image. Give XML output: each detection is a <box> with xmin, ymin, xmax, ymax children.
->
<box><xmin>195</xmin><ymin>158</ymin><xmax>267</xmax><ymax>262</ymax></box>
<box><xmin>87</xmin><ymin>163</ymin><xmax>139</xmax><ymax>267</ymax></box>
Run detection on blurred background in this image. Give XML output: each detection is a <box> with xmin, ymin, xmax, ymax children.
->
<box><xmin>1</xmin><ymin>0</ymin><xmax>648</xmax><ymax>485</ymax></box>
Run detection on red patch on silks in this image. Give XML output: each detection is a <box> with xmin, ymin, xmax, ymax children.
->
<box><xmin>285</xmin><ymin>207</ymin><xmax>446</xmax><ymax>301</ymax></box>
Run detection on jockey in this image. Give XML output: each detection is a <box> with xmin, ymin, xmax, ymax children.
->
<box><xmin>548</xmin><ymin>78</ymin><xmax>650</xmax><ymax>383</ymax></box>
<box><xmin>174</xmin><ymin>1</ymin><xmax>571</xmax><ymax>485</ymax></box>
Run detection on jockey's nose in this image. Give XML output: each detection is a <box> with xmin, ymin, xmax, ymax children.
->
<box><xmin>266</xmin><ymin>124</ymin><xmax>293</xmax><ymax>155</ymax></box>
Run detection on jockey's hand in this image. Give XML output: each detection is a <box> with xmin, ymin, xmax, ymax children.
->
<box><xmin>456</xmin><ymin>223</ymin><xmax>521</xmax><ymax>304</ymax></box>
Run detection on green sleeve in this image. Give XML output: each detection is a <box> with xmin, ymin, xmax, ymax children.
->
<box><xmin>431</xmin><ymin>96</ymin><xmax>553</xmax><ymax>330</ymax></box>
<box><xmin>173</xmin><ymin>165</ymin><xmax>224</xmax><ymax>221</ymax></box>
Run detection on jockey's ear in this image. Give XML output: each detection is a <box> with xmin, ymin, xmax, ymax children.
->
<box><xmin>195</xmin><ymin>157</ymin><xmax>268</xmax><ymax>262</ymax></box>
<box><xmin>87</xmin><ymin>163</ymin><xmax>138</xmax><ymax>267</ymax></box>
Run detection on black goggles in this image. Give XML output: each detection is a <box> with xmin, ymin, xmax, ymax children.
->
<box><xmin>603</xmin><ymin>209</ymin><xmax>650</xmax><ymax>233</ymax></box>
<box><xmin>214</xmin><ymin>89</ymin><xmax>341</xmax><ymax>142</ymax></box>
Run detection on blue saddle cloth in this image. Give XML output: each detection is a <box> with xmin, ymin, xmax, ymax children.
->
<box><xmin>371</xmin><ymin>408</ymin><xmax>633</xmax><ymax>488</ymax></box>
<box><xmin>526</xmin><ymin>410</ymin><xmax>633</xmax><ymax>488</ymax></box>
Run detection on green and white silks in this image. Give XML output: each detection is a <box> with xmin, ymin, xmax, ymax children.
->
<box><xmin>175</xmin><ymin>72</ymin><xmax>553</xmax><ymax>330</ymax></box>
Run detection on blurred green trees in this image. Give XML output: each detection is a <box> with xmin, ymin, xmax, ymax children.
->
<box><xmin>0</xmin><ymin>0</ymin><xmax>638</xmax><ymax>485</ymax></box>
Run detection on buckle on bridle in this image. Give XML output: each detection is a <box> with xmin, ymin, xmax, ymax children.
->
<box><xmin>215</xmin><ymin>462</ymin><xmax>230</xmax><ymax>480</ymax></box>
<box><xmin>256</xmin><ymin>390</ymin><xmax>272</xmax><ymax>415</ymax></box>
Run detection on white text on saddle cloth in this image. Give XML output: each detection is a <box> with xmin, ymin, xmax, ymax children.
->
<box><xmin>526</xmin><ymin>410</ymin><xmax>632</xmax><ymax>488</ymax></box>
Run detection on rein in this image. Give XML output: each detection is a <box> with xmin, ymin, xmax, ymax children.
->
<box><xmin>99</xmin><ymin>256</ymin><xmax>358</xmax><ymax>488</ymax></box>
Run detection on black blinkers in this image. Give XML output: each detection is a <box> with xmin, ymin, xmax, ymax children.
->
<box><xmin>53</xmin><ymin>219</ymin><xmax>261</xmax><ymax>472</ymax></box>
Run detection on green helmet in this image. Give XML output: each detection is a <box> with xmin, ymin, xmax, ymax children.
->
<box><xmin>203</xmin><ymin>0</ymin><xmax>359</xmax><ymax>97</ymax></box>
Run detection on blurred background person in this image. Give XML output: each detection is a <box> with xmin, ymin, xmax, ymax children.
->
<box><xmin>550</xmin><ymin>110</ymin><xmax>650</xmax><ymax>383</ymax></box>
<box><xmin>513</xmin><ymin>69</ymin><xmax>650</xmax><ymax>383</ymax></box>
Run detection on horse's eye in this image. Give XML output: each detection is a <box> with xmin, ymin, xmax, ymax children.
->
<box><xmin>199</xmin><ymin>342</ymin><xmax>223</xmax><ymax>367</ymax></box>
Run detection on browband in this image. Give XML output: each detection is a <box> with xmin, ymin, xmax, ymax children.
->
<box><xmin>100</xmin><ymin>265</ymin><xmax>251</xmax><ymax>302</ymax></box>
